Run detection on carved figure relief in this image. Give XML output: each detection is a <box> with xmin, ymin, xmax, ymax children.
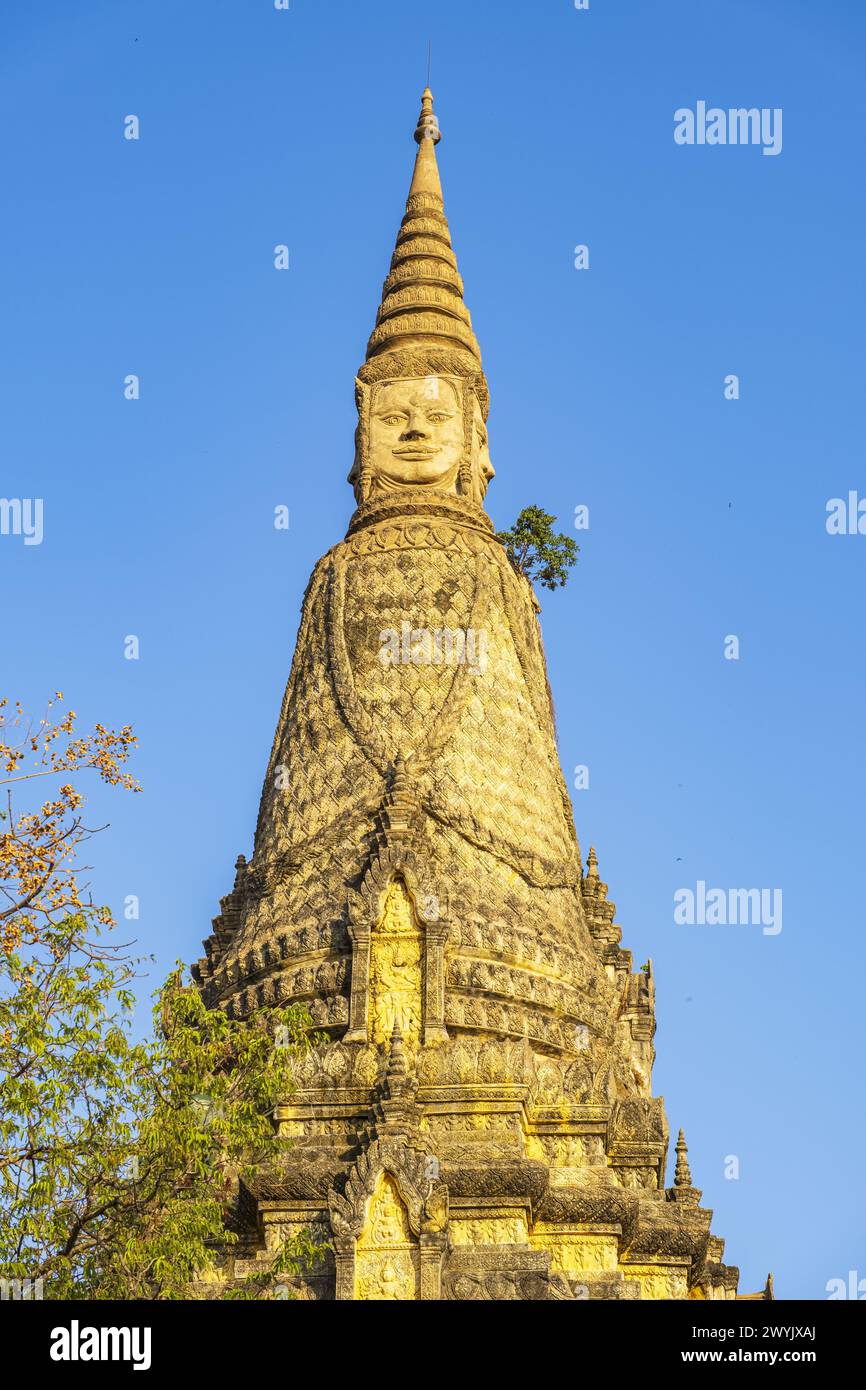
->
<box><xmin>354</xmin><ymin>1173</ymin><xmax>420</xmax><ymax>1300</ymax></box>
<box><xmin>369</xmin><ymin>878</ymin><xmax>423</xmax><ymax>1045</ymax></box>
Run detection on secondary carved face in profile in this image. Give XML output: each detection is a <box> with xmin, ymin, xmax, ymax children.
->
<box><xmin>368</xmin><ymin>377</ymin><xmax>464</xmax><ymax>490</ymax></box>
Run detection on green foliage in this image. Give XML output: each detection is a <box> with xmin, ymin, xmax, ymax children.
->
<box><xmin>0</xmin><ymin>694</ymin><xmax>323</xmax><ymax>1299</ymax></box>
<box><xmin>0</xmin><ymin>920</ymin><xmax>322</xmax><ymax>1299</ymax></box>
<box><xmin>495</xmin><ymin>505</ymin><xmax>579</xmax><ymax>591</ymax></box>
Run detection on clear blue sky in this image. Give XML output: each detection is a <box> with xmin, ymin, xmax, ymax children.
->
<box><xmin>2</xmin><ymin>0</ymin><xmax>863</xmax><ymax>1300</ymax></box>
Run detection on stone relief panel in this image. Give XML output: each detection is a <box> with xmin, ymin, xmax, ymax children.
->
<box><xmin>354</xmin><ymin>1173</ymin><xmax>420</xmax><ymax>1301</ymax></box>
<box><xmin>369</xmin><ymin>879</ymin><xmax>423</xmax><ymax>1045</ymax></box>
<box><xmin>449</xmin><ymin>1216</ymin><xmax>528</xmax><ymax>1246</ymax></box>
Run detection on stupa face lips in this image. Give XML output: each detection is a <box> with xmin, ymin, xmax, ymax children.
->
<box><xmin>189</xmin><ymin>89</ymin><xmax>768</xmax><ymax>1301</ymax></box>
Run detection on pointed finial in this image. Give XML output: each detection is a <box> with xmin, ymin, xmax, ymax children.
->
<box><xmin>586</xmin><ymin>845</ymin><xmax>599</xmax><ymax>878</ymax></box>
<box><xmin>414</xmin><ymin>86</ymin><xmax>441</xmax><ymax>145</ymax></box>
<box><xmin>356</xmin><ymin>86</ymin><xmax>485</xmax><ymax>410</ymax></box>
<box><xmin>674</xmin><ymin>1129</ymin><xmax>692</xmax><ymax>1188</ymax></box>
<box><xmin>390</xmin><ymin>753</ymin><xmax>414</xmax><ymax>798</ymax></box>
<box><xmin>388</xmin><ymin>1021</ymin><xmax>408</xmax><ymax>1077</ymax></box>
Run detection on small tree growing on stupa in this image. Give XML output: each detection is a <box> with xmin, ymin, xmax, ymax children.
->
<box><xmin>496</xmin><ymin>506</ymin><xmax>579</xmax><ymax>591</ymax></box>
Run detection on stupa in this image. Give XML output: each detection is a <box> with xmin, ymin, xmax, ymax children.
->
<box><xmin>193</xmin><ymin>89</ymin><xmax>771</xmax><ymax>1301</ymax></box>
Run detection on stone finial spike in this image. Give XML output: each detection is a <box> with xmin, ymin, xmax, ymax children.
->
<box><xmin>675</xmin><ymin>1128</ymin><xmax>693</xmax><ymax>1188</ymax></box>
<box><xmin>388</xmin><ymin>1021</ymin><xmax>408</xmax><ymax>1077</ymax></box>
<box><xmin>408</xmin><ymin>88</ymin><xmax>443</xmax><ymax>201</ymax></box>
<box><xmin>586</xmin><ymin>845</ymin><xmax>599</xmax><ymax>878</ymax></box>
<box><xmin>414</xmin><ymin>86</ymin><xmax>441</xmax><ymax>145</ymax></box>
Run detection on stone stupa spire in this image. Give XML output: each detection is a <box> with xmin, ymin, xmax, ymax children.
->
<box><xmin>674</xmin><ymin>1129</ymin><xmax>693</xmax><ymax>1188</ymax></box>
<box><xmin>362</xmin><ymin>87</ymin><xmax>482</xmax><ymax>371</ymax></box>
<box><xmin>348</xmin><ymin>87</ymin><xmax>492</xmax><ymax>507</ymax></box>
<box><xmin>191</xmin><ymin>88</ymin><xmax>770</xmax><ymax>1303</ymax></box>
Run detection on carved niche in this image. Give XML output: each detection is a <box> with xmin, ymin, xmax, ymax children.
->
<box><xmin>328</xmin><ymin>1139</ymin><xmax>448</xmax><ymax>1301</ymax></box>
<box><xmin>354</xmin><ymin>1172</ymin><xmax>420</xmax><ymax>1300</ymax></box>
<box><xmin>344</xmin><ymin>850</ymin><xmax>449</xmax><ymax>1046</ymax></box>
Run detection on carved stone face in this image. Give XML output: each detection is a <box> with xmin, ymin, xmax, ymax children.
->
<box><xmin>367</xmin><ymin>377</ymin><xmax>464</xmax><ymax>491</ymax></box>
<box><xmin>470</xmin><ymin>396</ymin><xmax>495</xmax><ymax>503</ymax></box>
<box><xmin>349</xmin><ymin>371</ymin><xmax>495</xmax><ymax>504</ymax></box>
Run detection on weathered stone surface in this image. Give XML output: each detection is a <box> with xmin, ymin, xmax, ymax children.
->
<box><xmin>195</xmin><ymin>88</ymin><xmax>769</xmax><ymax>1301</ymax></box>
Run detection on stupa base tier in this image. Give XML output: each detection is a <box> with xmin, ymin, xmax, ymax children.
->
<box><xmin>203</xmin><ymin>1076</ymin><xmax>756</xmax><ymax>1301</ymax></box>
